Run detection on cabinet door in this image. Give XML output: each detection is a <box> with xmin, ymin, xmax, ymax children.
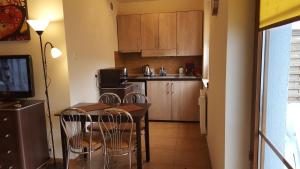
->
<box><xmin>141</xmin><ymin>13</ymin><xmax>159</xmax><ymax>50</ymax></box>
<box><xmin>171</xmin><ymin>81</ymin><xmax>200</xmax><ymax>121</ymax></box>
<box><xmin>147</xmin><ymin>81</ymin><xmax>172</xmax><ymax>120</ymax></box>
<box><xmin>177</xmin><ymin>11</ymin><xmax>203</xmax><ymax>56</ymax></box>
<box><xmin>141</xmin><ymin>13</ymin><xmax>176</xmax><ymax>57</ymax></box>
<box><xmin>117</xmin><ymin>15</ymin><xmax>141</xmax><ymax>52</ymax></box>
<box><xmin>159</xmin><ymin>12</ymin><xmax>176</xmax><ymax>51</ymax></box>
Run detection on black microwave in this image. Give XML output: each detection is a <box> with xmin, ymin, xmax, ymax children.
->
<box><xmin>98</xmin><ymin>68</ymin><xmax>122</xmax><ymax>88</ymax></box>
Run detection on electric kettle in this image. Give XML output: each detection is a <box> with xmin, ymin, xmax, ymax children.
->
<box><xmin>122</xmin><ymin>67</ymin><xmax>128</xmax><ymax>77</ymax></box>
<box><xmin>142</xmin><ymin>64</ymin><xmax>151</xmax><ymax>76</ymax></box>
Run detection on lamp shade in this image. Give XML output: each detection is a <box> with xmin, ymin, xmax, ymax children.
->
<box><xmin>27</xmin><ymin>20</ymin><xmax>50</xmax><ymax>32</ymax></box>
<box><xmin>50</xmin><ymin>47</ymin><xmax>62</xmax><ymax>58</ymax></box>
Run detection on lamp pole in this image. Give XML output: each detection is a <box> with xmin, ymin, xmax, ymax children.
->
<box><xmin>37</xmin><ymin>31</ymin><xmax>56</xmax><ymax>163</ymax></box>
<box><xmin>27</xmin><ymin>20</ymin><xmax>62</xmax><ymax>168</ymax></box>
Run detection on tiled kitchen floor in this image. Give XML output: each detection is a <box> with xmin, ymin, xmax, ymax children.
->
<box><xmin>60</xmin><ymin>122</ymin><xmax>212</xmax><ymax>169</ymax></box>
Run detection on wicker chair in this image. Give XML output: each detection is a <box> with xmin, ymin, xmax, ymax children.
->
<box><xmin>60</xmin><ymin>108</ymin><xmax>101</xmax><ymax>169</ymax></box>
<box><xmin>99</xmin><ymin>92</ymin><xmax>122</xmax><ymax>104</ymax></box>
<box><xmin>88</xmin><ymin>93</ymin><xmax>122</xmax><ymax>132</ymax></box>
<box><xmin>123</xmin><ymin>92</ymin><xmax>150</xmax><ymax>131</ymax></box>
<box><xmin>123</xmin><ymin>92</ymin><xmax>150</xmax><ymax>104</ymax></box>
<box><xmin>98</xmin><ymin>108</ymin><xmax>135</xmax><ymax>169</ymax></box>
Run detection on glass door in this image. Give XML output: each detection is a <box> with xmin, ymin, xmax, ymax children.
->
<box><xmin>259</xmin><ymin>22</ymin><xmax>300</xmax><ymax>169</ymax></box>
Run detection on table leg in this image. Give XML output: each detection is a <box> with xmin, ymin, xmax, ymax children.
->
<box><xmin>60</xmin><ymin>119</ymin><xmax>67</xmax><ymax>169</ymax></box>
<box><xmin>81</xmin><ymin>120</ymin><xmax>87</xmax><ymax>159</ymax></box>
<box><xmin>145</xmin><ymin>111</ymin><xmax>150</xmax><ymax>162</ymax></box>
<box><xmin>136</xmin><ymin>120</ymin><xmax>142</xmax><ymax>169</ymax></box>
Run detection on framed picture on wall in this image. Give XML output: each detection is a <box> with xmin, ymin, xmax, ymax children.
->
<box><xmin>0</xmin><ymin>0</ymin><xmax>30</xmax><ymax>41</ymax></box>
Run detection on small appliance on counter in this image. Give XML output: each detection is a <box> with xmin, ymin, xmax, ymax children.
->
<box><xmin>98</xmin><ymin>68</ymin><xmax>123</xmax><ymax>88</ymax></box>
<box><xmin>150</xmin><ymin>68</ymin><xmax>155</xmax><ymax>76</ymax></box>
<box><xmin>98</xmin><ymin>67</ymin><xmax>135</xmax><ymax>99</ymax></box>
<box><xmin>185</xmin><ymin>62</ymin><xmax>195</xmax><ymax>76</ymax></box>
<box><xmin>122</xmin><ymin>67</ymin><xmax>128</xmax><ymax>77</ymax></box>
<box><xmin>159</xmin><ymin>67</ymin><xmax>167</xmax><ymax>76</ymax></box>
<box><xmin>178</xmin><ymin>66</ymin><xmax>184</xmax><ymax>76</ymax></box>
<box><xmin>142</xmin><ymin>64</ymin><xmax>151</xmax><ymax>76</ymax></box>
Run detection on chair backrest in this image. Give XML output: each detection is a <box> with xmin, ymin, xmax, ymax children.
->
<box><xmin>97</xmin><ymin>108</ymin><xmax>133</xmax><ymax>152</ymax></box>
<box><xmin>99</xmin><ymin>92</ymin><xmax>121</xmax><ymax>104</ymax></box>
<box><xmin>123</xmin><ymin>92</ymin><xmax>150</xmax><ymax>104</ymax></box>
<box><xmin>60</xmin><ymin>108</ymin><xmax>93</xmax><ymax>153</ymax></box>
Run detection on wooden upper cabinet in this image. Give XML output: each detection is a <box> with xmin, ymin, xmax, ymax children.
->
<box><xmin>141</xmin><ymin>12</ymin><xmax>176</xmax><ymax>57</ymax></box>
<box><xmin>117</xmin><ymin>11</ymin><xmax>203</xmax><ymax>56</ymax></box>
<box><xmin>177</xmin><ymin>11</ymin><xmax>203</xmax><ymax>56</ymax></box>
<box><xmin>117</xmin><ymin>15</ymin><xmax>141</xmax><ymax>53</ymax></box>
<box><xmin>141</xmin><ymin>14</ymin><xmax>159</xmax><ymax>50</ymax></box>
<box><xmin>159</xmin><ymin>13</ymin><xmax>176</xmax><ymax>50</ymax></box>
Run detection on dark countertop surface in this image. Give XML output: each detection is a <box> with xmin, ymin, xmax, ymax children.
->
<box><xmin>121</xmin><ymin>74</ymin><xmax>202</xmax><ymax>81</ymax></box>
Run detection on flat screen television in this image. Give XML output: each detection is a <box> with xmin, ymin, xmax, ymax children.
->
<box><xmin>0</xmin><ymin>55</ymin><xmax>35</xmax><ymax>100</ymax></box>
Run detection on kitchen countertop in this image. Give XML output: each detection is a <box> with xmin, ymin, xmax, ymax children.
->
<box><xmin>121</xmin><ymin>74</ymin><xmax>202</xmax><ymax>81</ymax></box>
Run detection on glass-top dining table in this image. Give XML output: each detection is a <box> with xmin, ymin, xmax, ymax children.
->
<box><xmin>55</xmin><ymin>102</ymin><xmax>151</xmax><ymax>169</ymax></box>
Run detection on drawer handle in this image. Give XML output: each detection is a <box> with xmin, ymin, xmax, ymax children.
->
<box><xmin>171</xmin><ymin>83</ymin><xmax>174</xmax><ymax>94</ymax></box>
<box><xmin>8</xmin><ymin>166</ymin><xmax>13</xmax><ymax>169</ymax></box>
<box><xmin>166</xmin><ymin>83</ymin><xmax>170</xmax><ymax>94</ymax></box>
<box><xmin>7</xmin><ymin>150</ymin><xmax>12</xmax><ymax>154</ymax></box>
<box><xmin>5</xmin><ymin>134</ymin><xmax>10</xmax><ymax>138</ymax></box>
<box><xmin>3</xmin><ymin>117</ymin><xmax>8</xmax><ymax>122</ymax></box>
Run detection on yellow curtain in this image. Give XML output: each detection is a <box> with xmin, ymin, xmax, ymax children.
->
<box><xmin>260</xmin><ymin>0</ymin><xmax>300</xmax><ymax>28</ymax></box>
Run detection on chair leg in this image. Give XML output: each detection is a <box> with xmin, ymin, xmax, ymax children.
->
<box><xmin>104</xmin><ymin>151</ymin><xmax>109</xmax><ymax>169</ymax></box>
<box><xmin>102</xmin><ymin>148</ymin><xmax>106</xmax><ymax>169</ymax></box>
<box><xmin>66</xmin><ymin>148</ymin><xmax>70</xmax><ymax>169</ymax></box>
<box><xmin>88</xmin><ymin>151</ymin><xmax>92</xmax><ymax>169</ymax></box>
<box><xmin>106</xmin><ymin>154</ymin><xmax>110</xmax><ymax>169</ymax></box>
<box><xmin>129</xmin><ymin>151</ymin><xmax>132</xmax><ymax>169</ymax></box>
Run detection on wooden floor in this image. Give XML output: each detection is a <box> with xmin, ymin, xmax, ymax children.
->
<box><xmin>45</xmin><ymin>122</ymin><xmax>211</xmax><ymax>169</ymax></box>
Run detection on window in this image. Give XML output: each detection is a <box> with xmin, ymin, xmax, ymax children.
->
<box><xmin>258</xmin><ymin>21</ymin><xmax>300</xmax><ymax>169</ymax></box>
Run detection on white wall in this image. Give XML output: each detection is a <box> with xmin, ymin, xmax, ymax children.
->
<box><xmin>225</xmin><ymin>0</ymin><xmax>255</xmax><ymax>168</ymax></box>
<box><xmin>206</xmin><ymin>0</ymin><xmax>255</xmax><ymax>168</ymax></box>
<box><xmin>63</xmin><ymin>0</ymin><xmax>119</xmax><ymax>105</ymax></box>
<box><xmin>207</xmin><ymin>0</ymin><xmax>228</xmax><ymax>168</ymax></box>
<box><xmin>203</xmin><ymin>0</ymin><xmax>211</xmax><ymax>79</ymax></box>
<box><xmin>0</xmin><ymin>0</ymin><xmax>70</xmax><ymax>158</ymax></box>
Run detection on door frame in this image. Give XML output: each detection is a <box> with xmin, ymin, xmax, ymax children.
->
<box><xmin>250</xmin><ymin>0</ymin><xmax>261</xmax><ymax>168</ymax></box>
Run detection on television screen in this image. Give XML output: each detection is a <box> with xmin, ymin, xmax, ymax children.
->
<box><xmin>0</xmin><ymin>55</ymin><xmax>34</xmax><ymax>99</ymax></box>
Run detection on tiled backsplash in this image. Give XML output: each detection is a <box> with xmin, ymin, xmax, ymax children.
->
<box><xmin>115</xmin><ymin>52</ymin><xmax>202</xmax><ymax>76</ymax></box>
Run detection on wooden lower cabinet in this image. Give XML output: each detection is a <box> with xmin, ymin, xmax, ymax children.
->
<box><xmin>147</xmin><ymin>81</ymin><xmax>201</xmax><ymax>121</ymax></box>
<box><xmin>147</xmin><ymin>81</ymin><xmax>172</xmax><ymax>120</ymax></box>
<box><xmin>171</xmin><ymin>81</ymin><xmax>201</xmax><ymax>121</ymax></box>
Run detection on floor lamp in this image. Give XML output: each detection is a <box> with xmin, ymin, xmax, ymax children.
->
<box><xmin>27</xmin><ymin>20</ymin><xmax>62</xmax><ymax>167</ymax></box>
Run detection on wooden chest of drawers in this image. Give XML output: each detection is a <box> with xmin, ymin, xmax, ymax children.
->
<box><xmin>0</xmin><ymin>100</ymin><xmax>49</xmax><ymax>169</ymax></box>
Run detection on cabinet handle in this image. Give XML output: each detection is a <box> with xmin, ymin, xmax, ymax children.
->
<box><xmin>171</xmin><ymin>83</ymin><xmax>174</xmax><ymax>94</ymax></box>
<box><xmin>5</xmin><ymin>134</ymin><xmax>10</xmax><ymax>138</ymax></box>
<box><xmin>7</xmin><ymin>150</ymin><xmax>12</xmax><ymax>154</ymax></box>
<box><xmin>3</xmin><ymin>117</ymin><xmax>8</xmax><ymax>122</ymax></box>
<box><xmin>166</xmin><ymin>83</ymin><xmax>170</xmax><ymax>94</ymax></box>
<box><xmin>8</xmin><ymin>166</ymin><xmax>13</xmax><ymax>169</ymax></box>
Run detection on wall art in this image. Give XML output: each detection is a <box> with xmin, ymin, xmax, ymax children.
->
<box><xmin>0</xmin><ymin>0</ymin><xmax>30</xmax><ymax>41</ymax></box>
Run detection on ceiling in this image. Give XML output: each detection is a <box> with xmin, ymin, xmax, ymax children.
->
<box><xmin>118</xmin><ymin>0</ymin><xmax>157</xmax><ymax>3</ymax></box>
